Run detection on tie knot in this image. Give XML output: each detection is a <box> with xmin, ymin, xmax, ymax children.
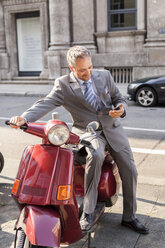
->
<box><xmin>82</xmin><ymin>81</ymin><xmax>88</xmax><ymax>91</ymax></box>
<box><xmin>83</xmin><ymin>80</ymin><xmax>91</xmax><ymax>89</ymax></box>
<box><xmin>83</xmin><ymin>81</ymin><xmax>89</xmax><ymax>85</ymax></box>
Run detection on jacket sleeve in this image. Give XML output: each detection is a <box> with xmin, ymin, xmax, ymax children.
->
<box><xmin>21</xmin><ymin>79</ymin><xmax>64</xmax><ymax>122</ymax></box>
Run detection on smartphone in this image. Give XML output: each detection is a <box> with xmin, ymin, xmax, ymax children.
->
<box><xmin>114</xmin><ymin>105</ymin><xmax>121</xmax><ymax>110</ymax></box>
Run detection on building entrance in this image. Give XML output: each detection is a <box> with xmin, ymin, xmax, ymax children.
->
<box><xmin>16</xmin><ymin>11</ymin><xmax>43</xmax><ymax>76</ymax></box>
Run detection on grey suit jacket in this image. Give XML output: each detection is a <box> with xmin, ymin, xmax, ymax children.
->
<box><xmin>22</xmin><ymin>70</ymin><xmax>129</xmax><ymax>152</ymax></box>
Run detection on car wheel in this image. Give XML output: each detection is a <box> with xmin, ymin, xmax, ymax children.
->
<box><xmin>136</xmin><ymin>87</ymin><xmax>157</xmax><ymax>107</ymax></box>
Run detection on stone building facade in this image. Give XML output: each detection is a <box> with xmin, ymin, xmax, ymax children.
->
<box><xmin>0</xmin><ymin>0</ymin><xmax>165</xmax><ymax>84</ymax></box>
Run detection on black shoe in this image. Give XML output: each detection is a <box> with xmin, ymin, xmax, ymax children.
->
<box><xmin>121</xmin><ymin>218</ymin><xmax>149</xmax><ymax>234</ymax></box>
<box><xmin>80</xmin><ymin>212</ymin><xmax>93</xmax><ymax>232</ymax></box>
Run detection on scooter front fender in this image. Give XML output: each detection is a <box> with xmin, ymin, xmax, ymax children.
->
<box><xmin>16</xmin><ymin>205</ymin><xmax>61</xmax><ymax>247</ymax></box>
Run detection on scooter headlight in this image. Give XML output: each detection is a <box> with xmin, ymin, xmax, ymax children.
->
<box><xmin>48</xmin><ymin>125</ymin><xmax>70</xmax><ymax>146</ymax></box>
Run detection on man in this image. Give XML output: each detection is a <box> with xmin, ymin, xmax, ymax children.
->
<box><xmin>10</xmin><ymin>46</ymin><xmax>149</xmax><ymax>234</ymax></box>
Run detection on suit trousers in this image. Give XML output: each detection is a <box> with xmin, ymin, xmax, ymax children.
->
<box><xmin>83</xmin><ymin>132</ymin><xmax>138</xmax><ymax>222</ymax></box>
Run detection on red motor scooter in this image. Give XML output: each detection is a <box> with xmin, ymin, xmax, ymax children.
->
<box><xmin>6</xmin><ymin>119</ymin><xmax>120</xmax><ymax>248</ymax></box>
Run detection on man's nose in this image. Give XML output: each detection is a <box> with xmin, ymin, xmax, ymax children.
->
<box><xmin>87</xmin><ymin>69</ymin><xmax>91</xmax><ymax>75</ymax></box>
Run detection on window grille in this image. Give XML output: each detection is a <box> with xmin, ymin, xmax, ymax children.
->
<box><xmin>106</xmin><ymin>67</ymin><xmax>133</xmax><ymax>84</ymax></box>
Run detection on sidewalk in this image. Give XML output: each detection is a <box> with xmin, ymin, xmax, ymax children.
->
<box><xmin>0</xmin><ymin>83</ymin><xmax>54</xmax><ymax>97</ymax></box>
<box><xmin>0</xmin><ymin>82</ymin><xmax>128</xmax><ymax>97</ymax></box>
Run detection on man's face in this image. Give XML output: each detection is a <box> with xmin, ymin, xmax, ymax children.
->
<box><xmin>69</xmin><ymin>56</ymin><xmax>93</xmax><ymax>81</ymax></box>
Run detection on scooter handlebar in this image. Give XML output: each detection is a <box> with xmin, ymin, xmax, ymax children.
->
<box><xmin>5</xmin><ymin>120</ymin><xmax>27</xmax><ymax>131</ymax></box>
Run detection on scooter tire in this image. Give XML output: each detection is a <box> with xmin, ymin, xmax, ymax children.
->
<box><xmin>24</xmin><ymin>239</ymin><xmax>51</xmax><ymax>248</ymax></box>
<box><xmin>24</xmin><ymin>237</ymin><xmax>51</xmax><ymax>248</ymax></box>
<box><xmin>0</xmin><ymin>152</ymin><xmax>4</xmax><ymax>173</ymax></box>
<box><xmin>26</xmin><ymin>244</ymin><xmax>49</xmax><ymax>248</ymax></box>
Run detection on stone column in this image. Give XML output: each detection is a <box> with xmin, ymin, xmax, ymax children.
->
<box><xmin>137</xmin><ymin>0</ymin><xmax>145</xmax><ymax>30</ymax></box>
<box><xmin>95</xmin><ymin>0</ymin><xmax>107</xmax><ymax>53</ymax></box>
<box><xmin>145</xmin><ymin>0</ymin><xmax>165</xmax><ymax>66</ymax></box>
<box><xmin>49</xmin><ymin>0</ymin><xmax>70</xmax><ymax>50</ymax></box>
<box><xmin>47</xmin><ymin>0</ymin><xmax>70</xmax><ymax>79</ymax></box>
<box><xmin>0</xmin><ymin>1</ymin><xmax>8</xmax><ymax>80</ymax></box>
<box><xmin>146</xmin><ymin>0</ymin><xmax>165</xmax><ymax>40</ymax></box>
<box><xmin>72</xmin><ymin>0</ymin><xmax>97</xmax><ymax>52</ymax></box>
<box><xmin>0</xmin><ymin>1</ymin><xmax>5</xmax><ymax>51</ymax></box>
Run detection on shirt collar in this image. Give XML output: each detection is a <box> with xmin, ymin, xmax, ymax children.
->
<box><xmin>73</xmin><ymin>74</ymin><xmax>92</xmax><ymax>86</ymax></box>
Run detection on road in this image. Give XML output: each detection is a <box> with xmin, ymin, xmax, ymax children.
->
<box><xmin>0</xmin><ymin>95</ymin><xmax>165</xmax><ymax>248</ymax></box>
<box><xmin>0</xmin><ymin>95</ymin><xmax>165</xmax><ymax>164</ymax></box>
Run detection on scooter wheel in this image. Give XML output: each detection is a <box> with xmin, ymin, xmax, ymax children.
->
<box><xmin>24</xmin><ymin>239</ymin><xmax>51</xmax><ymax>248</ymax></box>
<box><xmin>24</xmin><ymin>237</ymin><xmax>51</xmax><ymax>248</ymax></box>
<box><xmin>0</xmin><ymin>152</ymin><xmax>4</xmax><ymax>173</ymax></box>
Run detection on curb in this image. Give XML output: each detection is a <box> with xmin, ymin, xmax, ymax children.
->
<box><xmin>0</xmin><ymin>92</ymin><xmax>47</xmax><ymax>97</ymax></box>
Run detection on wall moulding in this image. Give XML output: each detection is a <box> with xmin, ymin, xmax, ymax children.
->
<box><xmin>2</xmin><ymin>0</ymin><xmax>46</xmax><ymax>6</ymax></box>
<box><xmin>94</xmin><ymin>30</ymin><xmax>146</xmax><ymax>38</ymax></box>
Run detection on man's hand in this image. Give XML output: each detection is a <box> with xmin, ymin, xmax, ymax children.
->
<box><xmin>10</xmin><ymin>116</ymin><xmax>26</xmax><ymax>128</ymax></box>
<box><xmin>109</xmin><ymin>104</ymin><xmax>124</xmax><ymax>118</ymax></box>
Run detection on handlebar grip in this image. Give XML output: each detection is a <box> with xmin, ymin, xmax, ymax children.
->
<box><xmin>5</xmin><ymin>120</ymin><xmax>11</xmax><ymax>126</ymax></box>
<box><xmin>5</xmin><ymin>120</ymin><xmax>27</xmax><ymax>130</ymax></box>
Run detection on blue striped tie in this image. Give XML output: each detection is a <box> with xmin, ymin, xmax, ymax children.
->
<box><xmin>83</xmin><ymin>81</ymin><xmax>99</xmax><ymax>111</ymax></box>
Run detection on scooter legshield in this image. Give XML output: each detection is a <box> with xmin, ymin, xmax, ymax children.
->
<box><xmin>16</xmin><ymin>205</ymin><xmax>61</xmax><ymax>247</ymax></box>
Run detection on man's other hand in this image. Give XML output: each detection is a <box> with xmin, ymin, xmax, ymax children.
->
<box><xmin>109</xmin><ymin>104</ymin><xmax>124</xmax><ymax>118</ymax></box>
<box><xmin>10</xmin><ymin>116</ymin><xmax>26</xmax><ymax>128</ymax></box>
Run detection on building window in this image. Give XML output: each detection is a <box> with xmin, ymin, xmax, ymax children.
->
<box><xmin>108</xmin><ymin>0</ymin><xmax>137</xmax><ymax>31</ymax></box>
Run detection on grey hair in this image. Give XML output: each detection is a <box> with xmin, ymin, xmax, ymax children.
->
<box><xmin>67</xmin><ymin>46</ymin><xmax>91</xmax><ymax>68</ymax></box>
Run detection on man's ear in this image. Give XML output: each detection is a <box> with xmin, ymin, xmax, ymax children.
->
<box><xmin>68</xmin><ymin>65</ymin><xmax>73</xmax><ymax>72</ymax></box>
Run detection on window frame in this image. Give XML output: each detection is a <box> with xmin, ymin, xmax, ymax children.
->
<box><xmin>107</xmin><ymin>0</ymin><xmax>137</xmax><ymax>31</ymax></box>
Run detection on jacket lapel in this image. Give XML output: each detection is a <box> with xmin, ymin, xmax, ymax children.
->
<box><xmin>69</xmin><ymin>72</ymin><xmax>84</xmax><ymax>98</ymax></box>
<box><xmin>92</xmin><ymin>71</ymin><xmax>110</xmax><ymax>109</ymax></box>
<box><xmin>69</xmin><ymin>72</ymin><xmax>95</xmax><ymax>111</ymax></box>
<box><xmin>92</xmin><ymin>71</ymin><xmax>103</xmax><ymax>93</ymax></box>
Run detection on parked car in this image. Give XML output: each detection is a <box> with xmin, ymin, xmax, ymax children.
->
<box><xmin>127</xmin><ymin>76</ymin><xmax>165</xmax><ymax>107</ymax></box>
